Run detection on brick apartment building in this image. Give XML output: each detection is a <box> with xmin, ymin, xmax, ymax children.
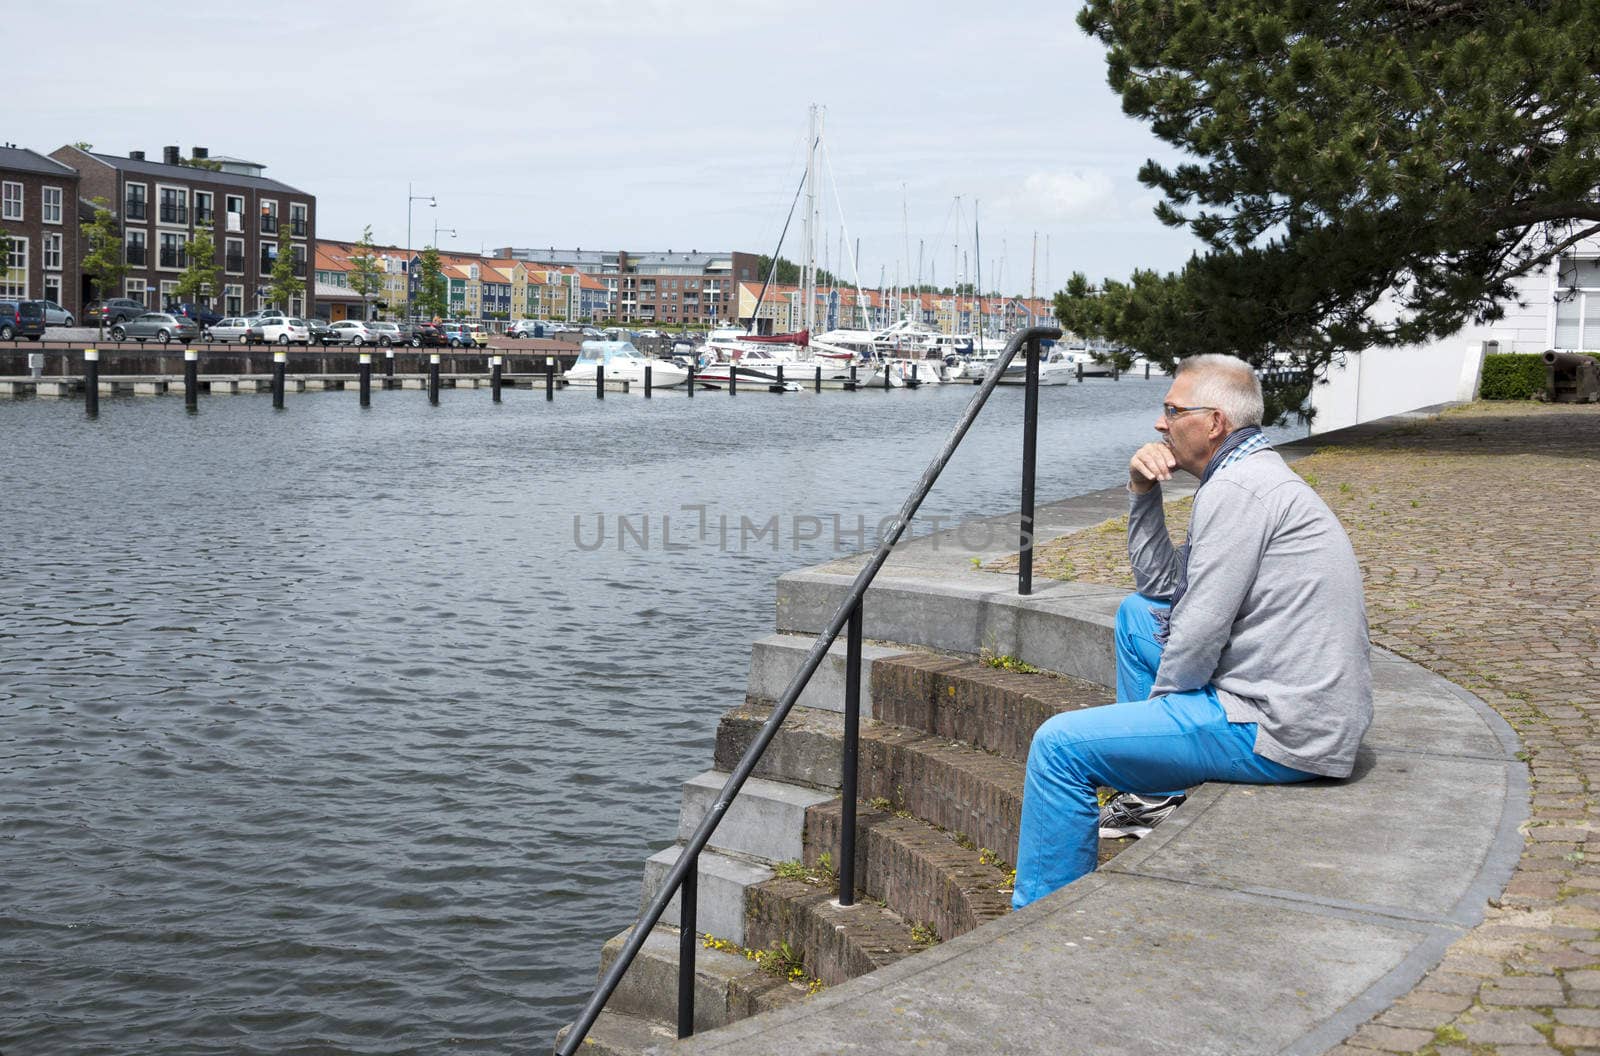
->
<box><xmin>0</xmin><ymin>145</ymin><xmax>81</xmax><ymax>316</ymax></box>
<box><xmin>495</xmin><ymin>247</ymin><xmax>763</xmax><ymax>325</ymax></box>
<box><xmin>51</xmin><ymin>145</ymin><xmax>316</xmax><ymax>318</ymax></box>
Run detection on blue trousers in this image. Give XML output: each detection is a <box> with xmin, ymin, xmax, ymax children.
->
<box><xmin>1011</xmin><ymin>594</ymin><xmax>1313</xmax><ymax>910</ymax></box>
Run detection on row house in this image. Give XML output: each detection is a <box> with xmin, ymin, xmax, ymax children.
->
<box><xmin>53</xmin><ymin>145</ymin><xmax>316</xmax><ymax>318</ymax></box>
<box><xmin>0</xmin><ymin>146</ymin><xmax>81</xmax><ymax>314</ymax></box>
<box><xmin>498</xmin><ymin>246</ymin><xmax>759</xmax><ymax>326</ymax></box>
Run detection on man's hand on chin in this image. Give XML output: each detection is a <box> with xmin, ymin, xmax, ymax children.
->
<box><xmin>1130</xmin><ymin>441</ymin><xmax>1178</xmax><ymax>494</ymax></box>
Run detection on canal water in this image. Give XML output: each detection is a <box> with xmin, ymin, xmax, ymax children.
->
<box><xmin>0</xmin><ymin>379</ymin><xmax>1304</xmax><ymax>1054</ymax></box>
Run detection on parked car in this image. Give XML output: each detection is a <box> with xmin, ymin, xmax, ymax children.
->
<box><xmin>465</xmin><ymin>323</ymin><xmax>489</xmax><ymax>348</ymax></box>
<box><xmin>307</xmin><ymin>318</ymin><xmax>338</xmax><ymax>347</ymax></box>
<box><xmin>85</xmin><ymin>297</ymin><xmax>148</xmax><ymax>326</ymax></box>
<box><xmin>168</xmin><ymin>302</ymin><xmax>223</xmax><ymax>328</ymax></box>
<box><xmin>441</xmin><ymin>323</ymin><xmax>474</xmax><ymax>349</ymax></box>
<box><xmin>507</xmin><ymin>319</ymin><xmax>546</xmax><ymax>338</ymax></box>
<box><xmin>0</xmin><ymin>300</ymin><xmax>46</xmax><ymax>340</ymax></box>
<box><xmin>110</xmin><ymin>312</ymin><xmax>199</xmax><ymax>345</ymax></box>
<box><xmin>407</xmin><ymin>322</ymin><xmax>447</xmax><ymax>348</ymax></box>
<box><xmin>206</xmin><ymin>317</ymin><xmax>266</xmax><ymax>344</ymax></box>
<box><xmin>367</xmin><ymin>321</ymin><xmax>403</xmax><ymax>346</ymax></box>
<box><xmin>329</xmin><ymin>320</ymin><xmax>379</xmax><ymax>346</ymax></box>
<box><xmin>259</xmin><ymin>316</ymin><xmax>310</xmax><ymax>345</ymax></box>
<box><xmin>33</xmin><ymin>300</ymin><xmax>74</xmax><ymax>327</ymax></box>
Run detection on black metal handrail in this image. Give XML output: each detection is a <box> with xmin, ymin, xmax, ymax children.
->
<box><xmin>556</xmin><ymin>325</ymin><xmax>1061</xmax><ymax>1055</ymax></box>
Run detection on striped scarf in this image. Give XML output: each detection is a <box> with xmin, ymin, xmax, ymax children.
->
<box><xmin>1152</xmin><ymin>426</ymin><xmax>1272</xmax><ymax>644</ymax></box>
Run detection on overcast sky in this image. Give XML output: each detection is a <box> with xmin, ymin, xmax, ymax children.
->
<box><xmin>12</xmin><ymin>0</ymin><xmax>1203</xmax><ymax>297</ymax></box>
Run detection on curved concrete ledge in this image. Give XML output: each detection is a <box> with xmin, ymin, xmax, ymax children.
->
<box><xmin>669</xmin><ymin>479</ymin><xmax>1527</xmax><ymax>1055</ymax></box>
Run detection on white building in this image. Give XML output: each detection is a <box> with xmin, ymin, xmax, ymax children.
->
<box><xmin>1308</xmin><ymin>236</ymin><xmax>1599</xmax><ymax>433</ymax></box>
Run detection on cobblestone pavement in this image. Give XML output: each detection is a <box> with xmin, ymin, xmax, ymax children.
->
<box><xmin>1010</xmin><ymin>402</ymin><xmax>1600</xmax><ymax>1056</ymax></box>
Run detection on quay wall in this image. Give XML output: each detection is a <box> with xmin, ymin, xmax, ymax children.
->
<box><xmin>0</xmin><ymin>339</ymin><xmax>582</xmax><ymax>378</ymax></box>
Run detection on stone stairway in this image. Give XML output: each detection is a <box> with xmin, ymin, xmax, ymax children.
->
<box><xmin>557</xmin><ymin>631</ymin><xmax>1123</xmax><ymax>1053</ymax></box>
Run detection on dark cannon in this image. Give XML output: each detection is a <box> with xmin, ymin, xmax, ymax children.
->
<box><xmin>1542</xmin><ymin>350</ymin><xmax>1600</xmax><ymax>403</ymax></box>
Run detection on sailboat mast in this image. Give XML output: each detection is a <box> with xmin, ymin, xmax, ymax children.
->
<box><xmin>1030</xmin><ymin>232</ymin><xmax>1038</xmax><ymax>326</ymax></box>
<box><xmin>803</xmin><ymin>104</ymin><xmax>816</xmax><ymax>333</ymax></box>
<box><xmin>974</xmin><ymin>200</ymin><xmax>984</xmax><ymax>352</ymax></box>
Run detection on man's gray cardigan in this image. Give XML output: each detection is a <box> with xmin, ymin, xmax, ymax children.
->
<box><xmin>1128</xmin><ymin>449</ymin><xmax>1373</xmax><ymax>778</ymax></box>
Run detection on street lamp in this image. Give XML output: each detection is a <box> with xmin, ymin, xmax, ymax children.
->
<box><xmin>406</xmin><ymin>183</ymin><xmax>435</xmax><ymax>320</ymax></box>
<box><xmin>433</xmin><ymin>222</ymin><xmax>455</xmax><ymax>247</ymax></box>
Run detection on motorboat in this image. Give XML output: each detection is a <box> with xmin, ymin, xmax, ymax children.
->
<box><xmin>991</xmin><ymin>347</ymin><xmax>1111</xmax><ymax>385</ymax></box>
<box><xmin>565</xmin><ymin>341</ymin><xmax>689</xmax><ymax>387</ymax></box>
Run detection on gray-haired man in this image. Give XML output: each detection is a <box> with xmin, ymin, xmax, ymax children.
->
<box><xmin>1012</xmin><ymin>354</ymin><xmax>1372</xmax><ymax>909</ymax></box>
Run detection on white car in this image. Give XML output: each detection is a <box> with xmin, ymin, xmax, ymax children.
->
<box><xmin>330</xmin><ymin>320</ymin><xmax>379</xmax><ymax>346</ymax></box>
<box><xmin>259</xmin><ymin>316</ymin><xmax>310</xmax><ymax>345</ymax></box>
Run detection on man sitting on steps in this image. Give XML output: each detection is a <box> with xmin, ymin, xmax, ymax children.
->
<box><xmin>1011</xmin><ymin>353</ymin><xmax>1372</xmax><ymax>910</ymax></box>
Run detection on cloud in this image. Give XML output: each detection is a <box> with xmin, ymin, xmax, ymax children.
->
<box><xmin>1006</xmin><ymin>169</ymin><xmax>1118</xmax><ymax>223</ymax></box>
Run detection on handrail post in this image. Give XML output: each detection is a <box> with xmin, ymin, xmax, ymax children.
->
<box><xmin>1019</xmin><ymin>335</ymin><xmax>1040</xmax><ymax>596</ymax></box>
<box><xmin>839</xmin><ymin>599</ymin><xmax>863</xmax><ymax>906</ymax></box>
<box><xmin>677</xmin><ymin>858</ymin><xmax>698</xmax><ymax>1038</ymax></box>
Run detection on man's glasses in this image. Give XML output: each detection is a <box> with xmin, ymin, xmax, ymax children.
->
<box><xmin>1162</xmin><ymin>404</ymin><xmax>1215</xmax><ymax>420</ymax></box>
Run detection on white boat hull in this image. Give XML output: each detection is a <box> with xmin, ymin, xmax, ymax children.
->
<box><xmin>565</xmin><ymin>361</ymin><xmax>689</xmax><ymax>387</ymax></box>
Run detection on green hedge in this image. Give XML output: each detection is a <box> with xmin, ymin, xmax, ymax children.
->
<box><xmin>1479</xmin><ymin>351</ymin><xmax>1600</xmax><ymax>400</ymax></box>
<box><xmin>1479</xmin><ymin>354</ymin><xmax>1547</xmax><ymax>399</ymax></box>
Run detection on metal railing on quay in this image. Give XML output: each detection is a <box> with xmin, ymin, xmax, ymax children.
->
<box><xmin>555</xmin><ymin>324</ymin><xmax>1061</xmax><ymax>1055</ymax></box>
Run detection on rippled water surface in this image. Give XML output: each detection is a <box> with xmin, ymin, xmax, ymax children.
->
<box><xmin>1</xmin><ymin>379</ymin><xmax>1303</xmax><ymax>1054</ymax></box>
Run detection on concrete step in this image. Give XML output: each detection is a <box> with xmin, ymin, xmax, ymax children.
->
<box><xmin>745</xmin><ymin>632</ymin><xmax>909</xmax><ymax>714</ymax></box>
<box><xmin>597</xmin><ymin>925</ymin><xmax>810</xmax><ymax>1033</ymax></box>
<box><xmin>677</xmin><ymin>770</ymin><xmax>834</xmax><ymax>863</ymax></box>
<box><xmin>554</xmin><ymin>1008</ymin><xmax>675</xmax><ymax>1056</ymax></box>
<box><xmin>641</xmin><ymin>846</ymin><xmax>773</xmax><ymax>946</ymax></box>
<box><xmin>869</xmin><ymin>651</ymin><xmax>1113</xmax><ymax>764</ymax></box>
<box><xmin>716</xmin><ymin>701</ymin><xmax>1028</xmax><ymax>862</ymax></box>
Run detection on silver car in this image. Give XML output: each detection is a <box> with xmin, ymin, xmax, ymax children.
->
<box><xmin>206</xmin><ymin>317</ymin><xmax>266</xmax><ymax>344</ymax></box>
<box><xmin>35</xmin><ymin>300</ymin><xmax>74</xmax><ymax>327</ymax></box>
<box><xmin>367</xmin><ymin>321</ymin><xmax>401</xmax><ymax>346</ymax></box>
<box><xmin>330</xmin><ymin>320</ymin><xmax>379</xmax><ymax>346</ymax></box>
<box><xmin>111</xmin><ymin>312</ymin><xmax>199</xmax><ymax>345</ymax></box>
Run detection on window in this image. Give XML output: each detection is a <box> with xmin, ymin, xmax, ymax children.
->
<box><xmin>260</xmin><ymin>200</ymin><xmax>278</xmax><ymax>235</ymax></box>
<box><xmin>0</xmin><ymin>236</ymin><xmax>25</xmax><ymax>298</ymax></box>
<box><xmin>43</xmin><ymin>186</ymin><xmax>62</xmax><ymax>224</ymax></box>
<box><xmin>1</xmin><ymin>181</ymin><xmax>21</xmax><ymax>221</ymax></box>
<box><xmin>160</xmin><ymin>280</ymin><xmax>179</xmax><ymax>309</ymax></box>
<box><xmin>158</xmin><ymin>232</ymin><xmax>188</xmax><ymax>270</ymax></box>
<box><xmin>224</xmin><ymin>284</ymin><xmax>243</xmax><ymax>316</ymax></box>
<box><xmin>158</xmin><ymin>186</ymin><xmax>188</xmax><ymax>225</ymax></box>
<box><xmin>43</xmin><ymin>274</ymin><xmax>61</xmax><ymax>305</ymax></box>
<box><xmin>225</xmin><ymin>194</ymin><xmax>244</xmax><ymax>233</ymax></box>
<box><xmin>125</xmin><ymin>182</ymin><xmax>147</xmax><ymax>221</ymax></box>
<box><xmin>126</xmin><ymin>229</ymin><xmax>147</xmax><ymax>266</ymax></box>
<box><xmin>289</xmin><ymin>202</ymin><xmax>308</xmax><ymax>238</ymax></box>
<box><xmin>291</xmin><ymin>244</ymin><xmax>307</xmax><ymax>276</ymax></box>
<box><xmin>1554</xmin><ymin>257</ymin><xmax>1600</xmax><ymax>351</ymax></box>
<box><xmin>126</xmin><ymin>278</ymin><xmax>148</xmax><ymax>306</ymax></box>
<box><xmin>260</xmin><ymin>240</ymin><xmax>277</xmax><ymax>273</ymax></box>
<box><xmin>43</xmin><ymin>232</ymin><xmax>62</xmax><ymax>270</ymax></box>
<box><xmin>225</xmin><ymin>237</ymin><xmax>244</xmax><ymax>274</ymax></box>
<box><xmin>193</xmin><ymin>191</ymin><xmax>213</xmax><ymax>225</ymax></box>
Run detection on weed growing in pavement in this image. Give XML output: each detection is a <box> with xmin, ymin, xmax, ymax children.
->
<box><xmin>772</xmin><ymin>855</ymin><xmax>838</xmax><ymax>892</ymax></box>
<box><xmin>979</xmin><ymin>647</ymin><xmax>1042</xmax><ymax>674</ymax></box>
<box><xmin>910</xmin><ymin>921</ymin><xmax>941</xmax><ymax>947</ymax></box>
<box><xmin>701</xmin><ymin>934</ymin><xmax>825</xmax><ymax>994</ymax></box>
